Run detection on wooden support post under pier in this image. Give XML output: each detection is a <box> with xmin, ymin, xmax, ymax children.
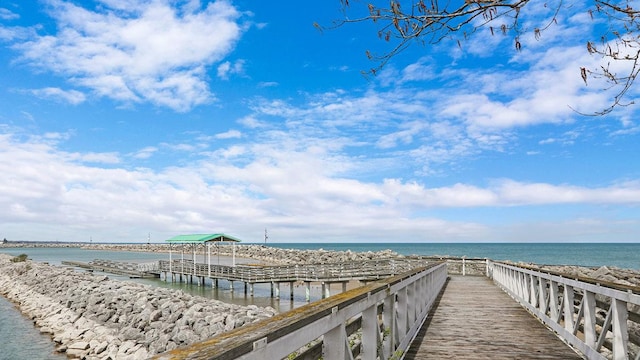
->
<box><xmin>324</xmin><ymin>282</ymin><xmax>330</xmax><ymax>298</ymax></box>
<box><xmin>289</xmin><ymin>281</ymin><xmax>294</xmax><ymax>300</ymax></box>
<box><xmin>305</xmin><ymin>282</ymin><xmax>311</xmax><ymax>302</ymax></box>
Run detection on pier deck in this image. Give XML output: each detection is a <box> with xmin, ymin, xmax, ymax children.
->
<box><xmin>406</xmin><ymin>275</ymin><xmax>583</xmax><ymax>359</ymax></box>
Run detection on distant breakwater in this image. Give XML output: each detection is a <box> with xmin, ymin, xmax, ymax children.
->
<box><xmin>0</xmin><ymin>242</ymin><xmax>404</xmax><ymax>265</ymax></box>
<box><xmin>0</xmin><ymin>254</ymin><xmax>277</xmax><ymax>359</ymax></box>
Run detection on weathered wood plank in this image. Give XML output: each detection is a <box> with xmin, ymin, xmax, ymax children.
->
<box><xmin>406</xmin><ymin>275</ymin><xmax>584</xmax><ymax>359</ymax></box>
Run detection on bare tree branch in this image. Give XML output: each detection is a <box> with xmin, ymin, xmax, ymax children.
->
<box><xmin>325</xmin><ymin>0</ymin><xmax>640</xmax><ymax>115</ymax></box>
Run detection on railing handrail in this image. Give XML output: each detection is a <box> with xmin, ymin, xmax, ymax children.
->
<box><xmin>158</xmin><ymin>258</ymin><xmax>427</xmax><ymax>283</ymax></box>
<box><xmin>492</xmin><ymin>260</ymin><xmax>640</xmax><ymax>294</ymax></box>
<box><xmin>153</xmin><ymin>261</ymin><xmax>447</xmax><ymax>360</ymax></box>
<box><xmin>489</xmin><ymin>260</ymin><xmax>640</xmax><ymax>360</ymax></box>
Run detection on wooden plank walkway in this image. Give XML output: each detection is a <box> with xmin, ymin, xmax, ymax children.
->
<box><xmin>406</xmin><ymin>275</ymin><xmax>584</xmax><ymax>359</ymax></box>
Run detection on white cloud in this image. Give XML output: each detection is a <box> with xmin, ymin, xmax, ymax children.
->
<box><xmin>12</xmin><ymin>0</ymin><xmax>245</xmax><ymax>111</ymax></box>
<box><xmin>0</xmin><ymin>129</ymin><xmax>638</xmax><ymax>242</ymax></box>
<box><xmin>27</xmin><ymin>87</ymin><xmax>86</xmax><ymax>105</ymax></box>
<box><xmin>0</xmin><ymin>8</ymin><xmax>19</xmax><ymax>20</ymax></box>
<box><xmin>217</xmin><ymin>59</ymin><xmax>245</xmax><ymax>79</ymax></box>
<box><xmin>257</xmin><ymin>81</ymin><xmax>278</xmax><ymax>88</ymax></box>
<box><xmin>238</xmin><ymin>115</ymin><xmax>267</xmax><ymax>129</ymax></box>
<box><xmin>68</xmin><ymin>151</ymin><xmax>121</xmax><ymax>164</ymax></box>
<box><xmin>132</xmin><ymin>146</ymin><xmax>158</xmax><ymax>159</ymax></box>
<box><xmin>215</xmin><ymin>130</ymin><xmax>242</xmax><ymax>139</ymax></box>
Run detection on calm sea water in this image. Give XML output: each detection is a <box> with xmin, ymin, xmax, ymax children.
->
<box><xmin>272</xmin><ymin>242</ymin><xmax>640</xmax><ymax>269</ymax></box>
<box><xmin>0</xmin><ymin>296</ymin><xmax>66</xmax><ymax>359</ymax></box>
<box><xmin>0</xmin><ymin>242</ymin><xmax>638</xmax><ymax>359</ymax></box>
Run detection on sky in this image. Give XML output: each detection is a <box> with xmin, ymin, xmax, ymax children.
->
<box><xmin>0</xmin><ymin>0</ymin><xmax>638</xmax><ymax>244</ymax></box>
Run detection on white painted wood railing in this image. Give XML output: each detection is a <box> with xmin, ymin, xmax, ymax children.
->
<box><xmin>154</xmin><ymin>261</ymin><xmax>447</xmax><ymax>360</ymax></box>
<box><xmin>488</xmin><ymin>261</ymin><xmax>640</xmax><ymax>360</ymax></box>
<box><xmin>158</xmin><ymin>258</ymin><xmax>429</xmax><ymax>283</ymax></box>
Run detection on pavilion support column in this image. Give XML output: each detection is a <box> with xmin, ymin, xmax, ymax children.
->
<box><xmin>305</xmin><ymin>282</ymin><xmax>311</xmax><ymax>302</ymax></box>
<box><xmin>169</xmin><ymin>244</ymin><xmax>173</xmax><ymax>276</ymax></box>
<box><xmin>289</xmin><ymin>282</ymin><xmax>294</xmax><ymax>300</ymax></box>
<box><xmin>230</xmin><ymin>281</ymin><xmax>234</xmax><ymax>292</ymax></box>
<box><xmin>181</xmin><ymin>246</ymin><xmax>185</xmax><ymax>277</ymax></box>
<box><xmin>207</xmin><ymin>243</ymin><xmax>211</xmax><ymax>278</ymax></box>
<box><xmin>192</xmin><ymin>244</ymin><xmax>196</xmax><ymax>279</ymax></box>
<box><xmin>275</xmin><ymin>282</ymin><xmax>281</xmax><ymax>299</ymax></box>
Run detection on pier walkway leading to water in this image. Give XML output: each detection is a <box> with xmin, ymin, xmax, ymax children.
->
<box><xmin>405</xmin><ymin>275</ymin><xmax>583</xmax><ymax>359</ymax></box>
<box><xmin>154</xmin><ymin>258</ymin><xmax>640</xmax><ymax>360</ymax></box>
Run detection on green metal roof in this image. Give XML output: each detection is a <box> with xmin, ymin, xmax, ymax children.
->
<box><xmin>165</xmin><ymin>233</ymin><xmax>242</xmax><ymax>243</ymax></box>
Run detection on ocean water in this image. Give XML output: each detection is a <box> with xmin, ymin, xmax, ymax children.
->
<box><xmin>0</xmin><ymin>242</ymin><xmax>638</xmax><ymax>359</ymax></box>
<box><xmin>0</xmin><ymin>296</ymin><xmax>66</xmax><ymax>359</ymax></box>
<box><xmin>271</xmin><ymin>242</ymin><xmax>640</xmax><ymax>269</ymax></box>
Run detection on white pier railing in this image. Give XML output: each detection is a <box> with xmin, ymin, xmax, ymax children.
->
<box><xmin>489</xmin><ymin>261</ymin><xmax>640</xmax><ymax>360</ymax></box>
<box><xmin>154</xmin><ymin>261</ymin><xmax>447</xmax><ymax>360</ymax></box>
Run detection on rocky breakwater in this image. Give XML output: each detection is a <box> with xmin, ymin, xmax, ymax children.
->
<box><xmin>221</xmin><ymin>245</ymin><xmax>403</xmax><ymax>265</ymax></box>
<box><xmin>86</xmin><ymin>243</ymin><xmax>404</xmax><ymax>265</ymax></box>
<box><xmin>0</xmin><ymin>254</ymin><xmax>276</xmax><ymax>359</ymax></box>
<box><xmin>517</xmin><ymin>263</ymin><xmax>640</xmax><ymax>287</ymax></box>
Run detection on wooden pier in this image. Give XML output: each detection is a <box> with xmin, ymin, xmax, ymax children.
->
<box><xmin>154</xmin><ymin>257</ymin><xmax>640</xmax><ymax>360</ymax></box>
<box><xmin>158</xmin><ymin>258</ymin><xmax>427</xmax><ymax>300</ymax></box>
<box><xmin>405</xmin><ymin>275</ymin><xmax>583</xmax><ymax>359</ymax></box>
<box><xmin>61</xmin><ymin>259</ymin><xmax>159</xmax><ymax>278</ymax></box>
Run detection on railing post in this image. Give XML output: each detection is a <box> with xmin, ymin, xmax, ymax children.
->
<box><xmin>322</xmin><ymin>323</ymin><xmax>348</xmax><ymax>360</ymax></box>
<box><xmin>361</xmin><ymin>303</ymin><xmax>378</xmax><ymax>359</ymax></box>
<box><xmin>529</xmin><ymin>274</ymin><xmax>538</xmax><ymax>308</ymax></box>
<box><xmin>538</xmin><ymin>277</ymin><xmax>547</xmax><ymax>314</ymax></box>
<box><xmin>397</xmin><ymin>286</ymin><xmax>408</xmax><ymax>339</ymax></box>
<box><xmin>382</xmin><ymin>292</ymin><xmax>395</xmax><ymax>358</ymax></box>
<box><xmin>462</xmin><ymin>257</ymin><xmax>466</xmax><ymax>276</ymax></box>
<box><xmin>407</xmin><ymin>282</ymin><xmax>416</xmax><ymax>326</ymax></box>
<box><xmin>524</xmin><ymin>273</ymin><xmax>531</xmax><ymax>301</ymax></box>
<box><xmin>549</xmin><ymin>280</ymin><xmax>559</xmax><ymax>321</ymax></box>
<box><xmin>611</xmin><ymin>298</ymin><xmax>629</xmax><ymax>360</ymax></box>
<box><xmin>583</xmin><ymin>290</ymin><xmax>597</xmax><ymax>348</ymax></box>
<box><xmin>563</xmin><ymin>284</ymin><xmax>575</xmax><ymax>333</ymax></box>
<box><xmin>485</xmin><ymin>259</ymin><xmax>490</xmax><ymax>278</ymax></box>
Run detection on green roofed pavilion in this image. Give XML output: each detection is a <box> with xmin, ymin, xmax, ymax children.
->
<box><xmin>165</xmin><ymin>233</ymin><xmax>242</xmax><ymax>244</ymax></box>
<box><xmin>165</xmin><ymin>233</ymin><xmax>242</xmax><ymax>268</ymax></box>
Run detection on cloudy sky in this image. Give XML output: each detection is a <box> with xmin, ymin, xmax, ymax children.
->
<box><xmin>0</xmin><ymin>0</ymin><xmax>638</xmax><ymax>243</ymax></box>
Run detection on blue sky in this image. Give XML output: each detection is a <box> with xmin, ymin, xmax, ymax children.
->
<box><xmin>0</xmin><ymin>0</ymin><xmax>638</xmax><ymax>243</ymax></box>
